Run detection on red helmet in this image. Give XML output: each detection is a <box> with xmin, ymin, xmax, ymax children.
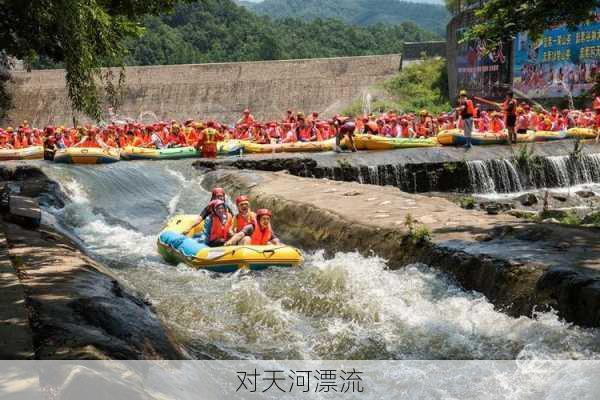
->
<box><xmin>211</xmin><ymin>187</ymin><xmax>225</xmax><ymax>198</ymax></box>
<box><xmin>256</xmin><ymin>209</ymin><xmax>272</xmax><ymax>219</ymax></box>
<box><xmin>208</xmin><ymin>199</ymin><xmax>225</xmax><ymax>214</ymax></box>
<box><xmin>236</xmin><ymin>195</ymin><xmax>249</xmax><ymax>205</ymax></box>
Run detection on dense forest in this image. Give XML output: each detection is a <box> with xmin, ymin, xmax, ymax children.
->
<box><xmin>31</xmin><ymin>0</ymin><xmax>438</xmax><ymax>68</ymax></box>
<box><xmin>242</xmin><ymin>0</ymin><xmax>450</xmax><ymax>35</ymax></box>
<box><xmin>122</xmin><ymin>0</ymin><xmax>438</xmax><ymax>66</ymax></box>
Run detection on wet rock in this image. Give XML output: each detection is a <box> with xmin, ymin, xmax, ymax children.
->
<box><xmin>576</xmin><ymin>190</ymin><xmax>596</xmax><ymax>198</ymax></box>
<box><xmin>2</xmin><ymin>222</ymin><xmax>186</xmax><ymax>360</ymax></box>
<box><xmin>540</xmin><ymin>209</ymin><xmax>569</xmax><ymax>220</ymax></box>
<box><xmin>542</xmin><ymin>218</ymin><xmax>560</xmax><ymax>224</ymax></box>
<box><xmin>516</xmin><ymin>193</ymin><xmax>538</xmax><ymax>206</ymax></box>
<box><xmin>507</xmin><ymin>210</ymin><xmax>538</xmax><ymax>220</ymax></box>
<box><xmin>582</xmin><ymin>212</ymin><xmax>600</xmax><ymax>225</ymax></box>
<box><xmin>552</xmin><ymin>194</ymin><xmax>568</xmax><ymax>202</ymax></box>
<box><xmin>4</xmin><ymin>195</ymin><xmax>41</xmax><ymax>229</ymax></box>
<box><xmin>480</xmin><ymin>201</ymin><xmax>512</xmax><ymax>215</ymax></box>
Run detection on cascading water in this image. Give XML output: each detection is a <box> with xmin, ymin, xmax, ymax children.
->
<box><xmin>39</xmin><ymin>161</ymin><xmax>600</xmax><ymax>360</ymax></box>
<box><xmin>466</xmin><ymin>153</ymin><xmax>600</xmax><ymax>194</ymax></box>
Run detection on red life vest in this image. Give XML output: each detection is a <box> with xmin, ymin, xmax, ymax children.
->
<box><xmin>298</xmin><ymin>127</ymin><xmax>311</xmax><ymax>141</ymax></box>
<box><xmin>209</xmin><ymin>214</ymin><xmax>233</xmax><ymax>243</ymax></box>
<box><xmin>77</xmin><ymin>137</ymin><xmax>100</xmax><ymax>148</ymax></box>
<box><xmin>234</xmin><ymin>211</ymin><xmax>256</xmax><ymax>233</ymax></box>
<box><xmin>251</xmin><ymin>223</ymin><xmax>273</xmax><ymax>245</ymax></box>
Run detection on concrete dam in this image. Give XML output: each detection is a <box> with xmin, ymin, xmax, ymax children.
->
<box><xmin>5</xmin><ymin>54</ymin><xmax>402</xmax><ymax>127</ymax></box>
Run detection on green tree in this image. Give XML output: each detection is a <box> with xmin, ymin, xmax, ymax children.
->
<box><xmin>464</xmin><ymin>0</ymin><xmax>598</xmax><ymax>46</ymax></box>
<box><xmin>0</xmin><ymin>0</ymin><xmax>185</xmax><ymax>120</ymax></box>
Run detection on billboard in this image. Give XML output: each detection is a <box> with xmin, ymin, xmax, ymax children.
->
<box><xmin>455</xmin><ymin>28</ymin><xmax>512</xmax><ymax>100</ymax></box>
<box><xmin>513</xmin><ymin>19</ymin><xmax>600</xmax><ymax>98</ymax></box>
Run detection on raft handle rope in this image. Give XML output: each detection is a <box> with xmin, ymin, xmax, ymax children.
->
<box><xmin>191</xmin><ymin>246</ymin><xmax>288</xmax><ymax>261</ymax></box>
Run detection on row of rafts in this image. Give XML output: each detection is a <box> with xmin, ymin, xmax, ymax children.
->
<box><xmin>309</xmin><ymin>153</ymin><xmax>600</xmax><ymax>194</ymax></box>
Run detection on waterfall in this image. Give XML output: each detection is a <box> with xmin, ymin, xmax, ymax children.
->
<box><xmin>467</xmin><ymin>154</ymin><xmax>600</xmax><ymax>194</ymax></box>
<box><xmin>466</xmin><ymin>160</ymin><xmax>498</xmax><ymax>193</ymax></box>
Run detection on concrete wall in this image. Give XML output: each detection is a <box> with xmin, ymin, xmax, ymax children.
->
<box><xmin>5</xmin><ymin>54</ymin><xmax>402</xmax><ymax>127</ymax></box>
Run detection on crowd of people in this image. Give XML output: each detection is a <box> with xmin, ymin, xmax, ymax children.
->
<box><xmin>2</xmin><ymin>96</ymin><xmax>600</xmax><ymax>155</ymax></box>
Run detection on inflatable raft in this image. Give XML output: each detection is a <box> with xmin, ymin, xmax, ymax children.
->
<box><xmin>120</xmin><ymin>146</ymin><xmax>199</xmax><ymax>160</ymax></box>
<box><xmin>218</xmin><ymin>140</ymin><xmax>244</xmax><ymax>156</ymax></box>
<box><xmin>53</xmin><ymin>147</ymin><xmax>120</xmax><ymax>164</ymax></box>
<box><xmin>567</xmin><ymin>128</ymin><xmax>598</xmax><ymax>139</ymax></box>
<box><xmin>157</xmin><ymin>215</ymin><xmax>303</xmax><ymax>273</ymax></box>
<box><xmin>0</xmin><ymin>146</ymin><xmax>44</xmax><ymax>161</ymax></box>
<box><xmin>243</xmin><ymin>139</ymin><xmax>334</xmax><ymax>154</ymax></box>
<box><xmin>533</xmin><ymin>130</ymin><xmax>567</xmax><ymax>141</ymax></box>
<box><xmin>437</xmin><ymin>130</ymin><xmax>536</xmax><ymax>146</ymax></box>
<box><xmin>348</xmin><ymin>134</ymin><xmax>438</xmax><ymax>150</ymax></box>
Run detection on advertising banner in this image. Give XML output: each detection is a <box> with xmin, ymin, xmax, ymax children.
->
<box><xmin>513</xmin><ymin>18</ymin><xmax>600</xmax><ymax>98</ymax></box>
<box><xmin>455</xmin><ymin>22</ymin><xmax>512</xmax><ymax>100</ymax></box>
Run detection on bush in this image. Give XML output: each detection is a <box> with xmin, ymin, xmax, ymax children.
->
<box><xmin>459</xmin><ymin>196</ymin><xmax>475</xmax><ymax>209</ymax></box>
<box><xmin>343</xmin><ymin>57</ymin><xmax>451</xmax><ymax>116</ymax></box>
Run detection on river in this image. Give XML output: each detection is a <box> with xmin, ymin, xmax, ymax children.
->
<box><xmin>40</xmin><ymin>161</ymin><xmax>600</xmax><ymax>360</ymax></box>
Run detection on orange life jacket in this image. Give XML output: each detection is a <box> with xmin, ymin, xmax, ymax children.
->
<box><xmin>491</xmin><ymin>119</ymin><xmax>503</xmax><ymax>133</ymax></box>
<box><xmin>77</xmin><ymin>137</ymin><xmax>100</xmax><ymax>148</ymax></box>
<box><xmin>251</xmin><ymin>223</ymin><xmax>273</xmax><ymax>245</ymax></box>
<box><xmin>234</xmin><ymin>211</ymin><xmax>256</xmax><ymax>233</ymax></box>
<box><xmin>13</xmin><ymin>136</ymin><xmax>28</xmax><ymax>149</ymax></box>
<box><xmin>209</xmin><ymin>213</ymin><xmax>233</xmax><ymax>243</ymax></box>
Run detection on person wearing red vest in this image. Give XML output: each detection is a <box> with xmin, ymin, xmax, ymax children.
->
<box><xmin>232</xmin><ymin>195</ymin><xmax>256</xmax><ymax>233</ymax></box>
<box><xmin>196</xmin><ymin>200</ymin><xmax>234</xmax><ymax>247</ymax></box>
<box><xmin>456</xmin><ymin>90</ymin><xmax>476</xmax><ymax>148</ymax></box>
<box><xmin>230</xmin><ymin>209</ymin><xmax>280</xmax><ymax>246</ymax></box>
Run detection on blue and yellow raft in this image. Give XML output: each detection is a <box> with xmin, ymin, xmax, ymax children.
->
<box><xmin>157</xmin><ymin>215</ymin><xmax>303</xmax><ymax>273</ymax></box>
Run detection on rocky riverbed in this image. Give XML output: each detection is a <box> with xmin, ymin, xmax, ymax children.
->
<box><xmin>201</xmin><ymin>167</ymin><xmax>600</xmax><ymax>327</ymax></box>
<box><xmin>0</xmin><ymin>164</ymin><xmax>186</xmax><ymax>360</ymax></box>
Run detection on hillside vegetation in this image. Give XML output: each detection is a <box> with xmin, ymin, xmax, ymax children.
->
<box><xmin>244</xmin><ymin>0</ymin><xmax>450</xmax><ymax>36</ymax></box>
<box><xmin>123</xmin><ymin>0</ymin><xmax>438</xmax><ymax>66</ymax></box>
<box><xmin>344</xmin><ymin>58</ymin><xmax>451</xmax><ymax>116</ymax></box>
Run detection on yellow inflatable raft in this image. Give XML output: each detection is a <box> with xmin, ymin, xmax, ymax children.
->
<box><xmin>437</xmin><ymin>130</ymin><xmax>536</xmax><ymax>146</ymax></box>
<box><xmin>348</xmin><ymin>134</ymin><xmax>439</xmax><ymax>150</ymax></box>
<box><xmin>0</xmin><ymin>146</ymin><xmax>44</xmax><ymax>161</ymax></box>
<box><xmin>567</xmin><ymin>128</ymin><xmax>598</xmax><ymax>139</ymax></box>
<box><xmin>53</xmin><ymin>147</ymin><xmax>120</xmax><ymax>164</ymax></box>
<box><xmin>243</xmin><ymin>139</ymin><xmax>334</xmax><ymax>154</ymax></box>
<box><xmin>157</xmin><ymin>215</ymin><xmax>303</xmax><ymax>273</ymax></box>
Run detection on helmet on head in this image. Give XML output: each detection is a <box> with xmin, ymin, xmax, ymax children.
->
<box><xmin>236</xmin><ymin>195</ymin><xmax>249</xmax><ymax>205</ymax></box>
<box><xmin>419</xmin><ymin>110</ymin><xmax>428</xmax><ymax>116</ymax></box>
<box><xmin>208</xmin><ymin>199</ymin><xmax>225</xmax><ymax>215</ymax></box>
<box><xmin>256</xmin><ymin>209</ymin><xmax>272</xmax><ymax>219</ymax></box>
<box><xmin>459</xmin><ymin>90</ymin><xmax>468</xmax><ymax>97</ymax></box>
<box><xmin>211</xmin><ymin>187</ymin><xmax>225</xmax><ymax>199</ymax></box>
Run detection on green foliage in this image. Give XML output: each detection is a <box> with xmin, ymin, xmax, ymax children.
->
<box><xmin>344</xmin><ymin>58</ymin><xmax>450</xmax><ymax>116</ymax></box>
<box><xmin>571</xmin><ymin>138</ymin><xmax>584</xmax><ymax>159</ymax></box>
<box><xmin>582</xmin><ymin>211</ymin><xmax>600</xmax><ymax>226</ymax></box>
<box><xmin>560</xmin><ymin>211</ymin><xmax>583</xmax><ymax>226</ymax></box>
<box><xmin>513</xmin><ymin>144</ymin><xmax>536</xmax><ymax>170</ymax></box>
<box><xmin>122</xmin><ymin>1</ymin><xmax>437</xmax><ymax>66</ymax></box>
<box><xmin>384</xmin><ymin>58</ymin><xmax>451</xmax><ymax>114</ymax></box>
<box><xmin>459</xmin><ymin>196</ymin><xmax>475</xmax><ymax>210</ymax></box>
<box><xmin>404</xmin><ymin>214</ymin><xmax>431</xmax><ymax>244</ymax></box>
<box><xmin>0</xmin><ymin>53</ymin><xmax>11</xmax><ymax>120</ymax></box>
<box><xmin>463</xmin><ymin>0</ymin><xmax>597</xmax><ymax>48</ymax></box>
<box><xmin>0</xmin><ymin>0</ymin><xmax>182</xmax><ymax>120</ymax></box>
<box><xmin>248</xmin><ymin>0</ymin><xmax>450</xmax><ymax>36</ymax></box>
